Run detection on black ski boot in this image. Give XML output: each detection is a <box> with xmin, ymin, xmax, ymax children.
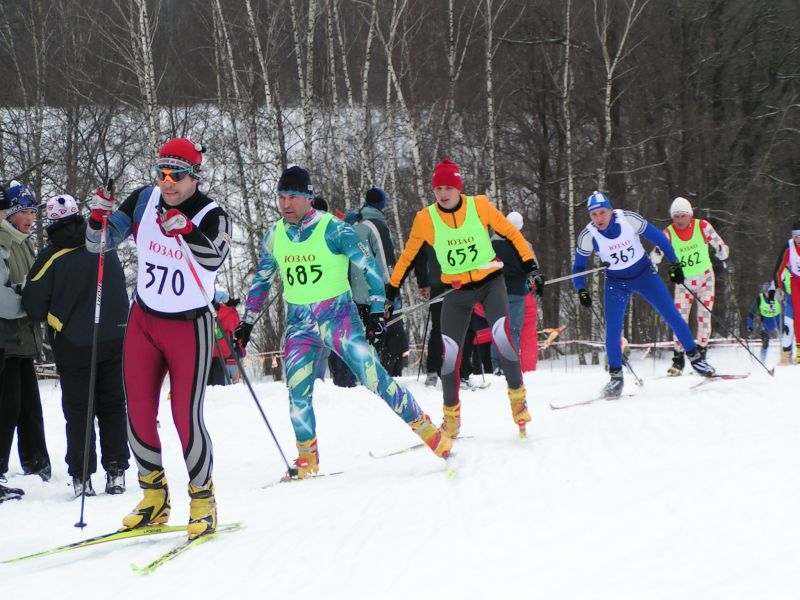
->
<box><xmin>602</xmin><ymin>367</ymin><xmax>624</xmax><ymax>398</ymax></box>
<box><xmin>667</xmin><ymin>350</ymin><xmax>685</xmax><ymax>377</ymax></box>
<box><xmin>687</xmin><ymin>346</ymin><xmax>715</xmax><ymax>377</ymax></box>
<box><xmin>0</xmin><ymin>483</ymin><xmax>25</xmax><ymax>503</ymax></box>
<box><xmin>72</xmin><ymin>477</ymin><xmax>96</xmax><ymax>498</ymax></box>
<box><xmin>105</xmin><ymin>463</ymin><xmax>126</xmax><ymax>495</ymax></box>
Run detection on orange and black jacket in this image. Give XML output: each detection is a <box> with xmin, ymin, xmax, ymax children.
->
<box><xmin>390</xmin><ymin>194</ymin><xmax>536</xmax><ymax>289</ymax></box>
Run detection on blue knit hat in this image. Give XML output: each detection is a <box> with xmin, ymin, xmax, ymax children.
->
<box><xmin>364</xmin><ymin>186</ymin><xmax>387</xmax><ymax>210</ymax></box>
<box><xmin>586</xmin><ymin>191</ymin><xmax>612</xmax><ymax>212</ymax></box>
<box><xmin>5</xmin><ymin>181</ymin><xmax>38</xmax><ymax>218</ymax></box>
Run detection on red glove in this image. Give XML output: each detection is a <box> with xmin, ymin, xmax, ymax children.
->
<box><xmin>158</xmin><ymin>208</ymin><xmax>193</xmax><ymax>237</ymax></box>
<box><xmin>89</xmin><ymin>187</ymin><xmax>115</xmax><ymax>223</ymax></box>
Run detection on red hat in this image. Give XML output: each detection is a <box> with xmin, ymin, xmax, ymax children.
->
<box><xmin>158</xmin><ymin>138</ymin><xmax>205</xmax><ymax>168</ymax></box>
<box><xmin>431</xmin><ymin>158</ymin><xmax>463</xmax><ymax>190</ymax></box>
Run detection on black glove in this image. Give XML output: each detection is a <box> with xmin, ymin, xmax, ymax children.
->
<box><xmin>668</xmin><ymin>262</ymin><xmax>685</xmax><ymax>284</ymax></box>
<box><xmin>522</xmin><ymin>259</ymin><xmax>545</xmax><ymax>297</ymax></box>
<box><xmin>365</xmin><ymin>313</ymin><xmax>386</xmax><ymax>345</ymax></box>
<box><xmin>385</xmin><ymin>284</ymin><xmax>400</xmax><ymax>303</ymax></box>
<box><xmin>578</xmin><ymin>288</ymin><xmax>592</xmax><ymax>307</ymax></box>
<box><xmin>234</xmin><ymin>321</ymin><xmax>254</xmax><ymax>349</ymax></box>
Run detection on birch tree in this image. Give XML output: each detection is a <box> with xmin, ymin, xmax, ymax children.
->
<box><xmin>289</xmin><ymin>0</ymin><xmax>318</xmax><ymax>166</ymax></box>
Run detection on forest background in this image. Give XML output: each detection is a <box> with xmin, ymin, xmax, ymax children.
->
<box><xmin>1</xmin><ymin>0</ymin><xmax>798</xmax><ymax>375</ymax></box>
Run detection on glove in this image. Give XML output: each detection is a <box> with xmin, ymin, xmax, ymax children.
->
<box><xmin>234</xmin><ymin>321</ymin><xmax>254</xmax><ymax>349</ymax></box>
<box><xmin>745</xmin><ymin>317</ymin><xmax>753</xmax><ymax>333</ymax></box>
<box><xmin>524</xmin><ymin>260</ymin><xmax>545</xmax><ymax>297</ymax></box>
<box><xmin>668</xmin><ymin>262</ymin><xmax>685</xmax><ymax>284</ymax></box>
<box><xmin>767</xmin><ymin>289</ymin><xmax>776</xmax><ymax>303</ymax></box>
<box><xmin>716</xmin><ymin>245</ymin><xmax>729</xmax><ymax>261</ymax></box>
<box><xmin>385</xmin><ymin>284</ymin><xmax>399</xmax><ymax>303</ymax></box>
<box><xmin>649</xmin><ymin>247</ymin><xmax>664</xmax><ymax>265</ymax></box>
<box><xmin>158</xmin><ymin>208</ymin><xmax>193</xmax><ymax>237</ymax></box>
<box><xmin>365</xmin><ymin>313</ymin><xmax>386</xmax><ymax>345</ymax></box>
<box><xmin>89</xmin><ymin>187</ymin><xmax>115</xmax><ymax>223</ymax></box>
<box><xmin>578</xmin><ymin>288</ymin><xmax>592</xmax><ymax>308</ymax></box>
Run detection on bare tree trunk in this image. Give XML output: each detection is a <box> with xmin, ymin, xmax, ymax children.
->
<box><xmin>484</xmin><ymin>0</ymin><xmax>498</xmax><ymax>204</ymax></box>
<box><xmin>325</xmin><ymin>0</ymin><xmax>350</xmax><ymax>204</ymax></box>
<box><xmin>289</xmin><ymin>0</ymin><xmax>317</xmax><ymax>166</ymax></box>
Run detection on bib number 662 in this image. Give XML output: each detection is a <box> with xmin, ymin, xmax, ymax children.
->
<box><xmin>144</xmin><ymin>262</ymin><xmax>185</xmax><ymax>295</ymax></box>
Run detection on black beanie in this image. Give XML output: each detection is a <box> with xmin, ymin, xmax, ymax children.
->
<box><xmin>364</xmin><ymin>186</ymin><xmax>387</xmax><ymax>209</ymax></box>
<box><xmin>277</xmin><ymin>165</ymin><xmax>313</xmax><ymax>198</ymax></box>
<box><xmin>312</xmin><ymin>196</ymin><xmax>328</xmax><ymax>212</ymax></box>
<box><xmin>793</xmin><ymin>220</ymin><xmax>800</xmax><ymax>234</ymax></box>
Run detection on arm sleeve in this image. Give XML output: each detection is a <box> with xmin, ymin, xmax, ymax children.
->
<box><xmin>774</xmin><ymin>248</ymin><xmax>790</xmax><ymax>291</ymax></box>
<box><xmin>242</xmin><ymin>226</ymin><xmax>279</xmax><ymax>324</ymax></box>
<box><xmin>701</xmin><ymin>220</ymin><xmax>729</xmax><ymax>260</ymax></box>
<box><xmin>571</xmin><ymin>227</ymin><xmax>595</xmax><ymax>290</ymax></box>
<box><xmin>389</xmin><ymin>210</ymin><xmax>430</xmax><ymax>288</ymax></box>
<box><xmin>641</xmin><ymin>222</ymin><xmax>678</xmax><ymax>263</ymax></box>
<box><xmin>183</xmin><ymin>207</ymin><xmax>232</xmax><ymax>272</ymax></box>
<box><xmin>20</xmin><ymin>250</ymin><xmax>55</xmax><ymax>321</ymax></box>
<box><xmin>86</xmin><ymin>186</ymin><xmax>145</xmax><ymax>252</ymax></box>
<box><xmin>330</xmin><ymin>219</ymin><xmax>386</xmax><ymax>314</ymax></box>
<box><xmin>413</xmin><ymin>245</ymin><xmax>430</xmax><ymax>288</ymax></box>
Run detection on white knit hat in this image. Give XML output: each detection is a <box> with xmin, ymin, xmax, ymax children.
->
<box><xmin>46</xmin><ymin>194</ymin><xmax>79</xmax><ymax>223</ymax></box>
<box><xmin>670</xmin><ymin>197</ymin><xmax>693</xmax><ymax>217</ymax></box>
<box><xmin>506</xmin><ymin>211</ymin><xmax>523</xmax><ymax>230</ymax></box>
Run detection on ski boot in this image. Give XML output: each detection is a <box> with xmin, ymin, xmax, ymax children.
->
<box><xmin>285</xmin><ymin>438</ymin><xmax>319</xmax><ymax>480</ymax></box>
<box><xmin>424</xmin><ymin>372</ymin><xmax>438</xmax><ymax>387</ymax></box>
<box><xmin>780</xmin><ymin>347</ymin><xmax>791</xmax><ymax>365</ymax></box>
<box><xmin>121</xmin><ymin>469</ymin><xmax>170</xmax><ymax>529</ymax></box>
<box><xmin>105</xmin><ymin>463</ymin><xmax>126</xmax><ymax>495</ymax></box>
<box><xmin>667</xmin><ymin>350</ymin><xmax>685</xmax><ymax>377</ymax></box>
<box><xmin>0</xmin><ymin>483</ymin><xmax>24</xmax><ymax>503</ymax></box>
<box><xmin>188</xmin><ymin>479</ymin><xmax>217</xmax><ymax>539</ymax></box>
<box><xmin>686</xmin><ymin>346</ymin><xmax>716</xmax><ymax>377</ymax></box>
<box><xmin>603</xmin><ymin>368</ymin><xmax>624</xmax><ymax>398</ymax></box>
<box><xmin>410</xmin><ymin>415</ymin><xmax>452</xmax><ymax>458</ymax></box>
<box><xmin>440</xmin><ymin>402</ymin><xmax>461</xmax><ymax>439</ymax></box>
<box><xmin>508</xmin><ymin>387</ymin><xmax>531</xmax><ymax>438</ymax></box>
<box><xmin>72</xmin><ymin>476</ymin><xmax>96</xmax><ymax>498</ymax></box>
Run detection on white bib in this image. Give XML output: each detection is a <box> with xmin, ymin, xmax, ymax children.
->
<box><xmin>788</xmin><ymin>239</ymin><xmax>800</xmax><ymax>277</ymax></box>
<box><xmin>135</xmin><ymin>187</ymin><xmax>219</xmax><ymax>313</ymax></box>
<box><xmin>587</xmin><ymin>209</ymin><xmax>646</xmax><ymax>271</ymax></box>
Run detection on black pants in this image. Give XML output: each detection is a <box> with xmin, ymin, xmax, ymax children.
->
<box><xmin>0</xmin><ymin>356</ymin><xmax>50</xmax><ymax>475</ymax></box>
<box><xmin>58</xmin><ymin>351</ymin><xmax>130</xmax><ymax>477</ymax></box>
<box><xmin>426</xmin><ymin>300</ymin><xmax>475</xmax><ymax>379</ymax></box>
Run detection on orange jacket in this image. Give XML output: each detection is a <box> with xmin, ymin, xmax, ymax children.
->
<box><xmin>390</xmin><ymin>195</ymin><xmax>536</xmax><ymax>288</ymax></box>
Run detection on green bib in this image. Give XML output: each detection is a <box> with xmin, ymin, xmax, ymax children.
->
<box><xmin>273</xmin><ymin>213</ymin><xmax>350</xmax><ymax>304</ymax></box>
<box><xmin>758</xmin><ymin>293</ymin><xmax>781</xmax><ymax>318</ymax></box>
<box><xmin>783</xmin><ymin>267</ymin><xmax>791</xmax><ymax>293</ymax></box>
<box><xmin>667</xmin><ymin>220</ymin><xmax>712</xmax><ymax>277</ymax></box>
<box><xmin>429</xmin><ymin>196</ymin><xmax>496</xmax><ymax>275</ymax></box>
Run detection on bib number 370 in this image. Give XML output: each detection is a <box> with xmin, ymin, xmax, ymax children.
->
<box><xmin>144</xmin><ymin>262</ymin><xmax>185</xmax><ymax>295</ymax></box>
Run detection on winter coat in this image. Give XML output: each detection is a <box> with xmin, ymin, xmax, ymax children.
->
<box><xmin>22</xmin><ymin>216</ymin><xmax>129</xmax><ymax>367</ymax></box>
<box><xmin>0</xmin><ymin>243</ymin><xmax>26</xmax><ymax>349</ymax></box>
<box><xmin>491</xmin><ymin>236</ymin><xmax>528</xmax><ymax>296</ymax></box>
<box><xmin>212</xmin><ymin>303</ymin><xmax>240</xmax><ymax>360</ymax></box>
<box><xmin>0</xmin><ymin>219</ymin><xmax>42</xmax><ymax>357</ymax></box>
<box><xmin>346</xmin><ymin>218</ymin><xmax>384</xmax><ymax>305</ymax></box>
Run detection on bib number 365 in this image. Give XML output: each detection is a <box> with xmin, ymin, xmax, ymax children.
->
<box><xmin>144</xmin><ymin>262</ymin><xmax>185</xmax><ymax>295</ymax></box>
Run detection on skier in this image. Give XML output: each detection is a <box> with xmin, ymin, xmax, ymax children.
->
<box><xmin>778</xmin><ymin>267</ymin><xmax>794</xmax><ymax>364</ymax></box>
<box><xmin>0</xmin><ymin>184</ymin><xmax>26</xmax><ymax>503</ymax></box>
<box><xmin>207</xmin><ymin>289</ymin><xmax>241</xmax><ymax>386</ymax></box>
<box><xmin>22</xmin><ymin>194</ymin><xmax>130</xmax><ymax>496</ymax></box>
<box><xmin>651</xmin><ymin>196</ymin><xmax>729</xmax><ymax>375</ymax></box>
<box><xmin>572</xmin><ymin>192</ymin><xmax>716</xmax><ymax>397</ymax></box>
<box><xmin>86</xmin><ymin>138</ymin><xmax>231</xmax><ymax>539</ymax></box>
<box><xmin>387</xmin><ymin>157</ymin><xmax>544</xmax><ymax>438</ymax></box>
<box><xmin>0</xmin><ymin>181</ymin><xmax>51</xmax><ymax>483</ymax></box>
<box><xmin>234</xmin><ymin>165</ymin><xmax>451</xmax><ymax>480</ymax></box>
<box><xmin>744</xmin><ymin>283</ymin><xmax>781</xmax><ymax>363</ymax></box>
<box><xmin>772</xmin><ymin>221</ymin><xmax>800</xmax><ymax>364</ymax></box>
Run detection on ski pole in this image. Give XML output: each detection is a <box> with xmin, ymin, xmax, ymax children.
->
<box><xmin>544</xmin><ymin>265</ymin><xmax>607</xmax><ymax>286</ymax></box>
<box><xmin>589</xmin><ymin>303</ymin><xmax>643</xmax><ymax>386</ymax></box>
<box><xmin>681</xmin><ymin>283</ymin><xmax>775</xmax><ymax>376</ymax></box>
<box><xmin>75</xmin><ymin>177</ymin><xmax>114</xmax><ymax>529</ymax></box>
<box><xmin>387</xmin><ymin>288</ymin><xmax>454</xmax><ymax>326</ymax></box>
<box><xmin>416</xmin><ymin>307</ymin><xmax>431</xmax><ymax>381</ymax></box>
<box><xmin>171</xmin><ymin>232</ymin><xmax>297</xmax><ymax>477</ymax></box>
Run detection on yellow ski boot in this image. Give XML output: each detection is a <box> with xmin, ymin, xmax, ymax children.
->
<box><xmin>121</xmin><ymin>469</ymin><xmax>170</xmax><ymax>530</ymax></box>
<box><xmin>411</xmin><ymin>415</ymin><xmax>452</xmax><ymax>458</ymax></box>
<box><xmin>441</xmin><ymin>403</ymin><xmax>461</xmax><ymax>439</ymax></box>
<box><xmin>285</xmin><ymin>438</ymin><xmax>320</xmax><ymax>480</ymax></box>
<box><xmin>188</xmin><ymin>479</ymin><xmax>217</xmax><ymax>539</ymax></box>
<box><xmin>508</xmin><ymin>386</ymin><xmax>531</xmax><ymax>438</ymax></box>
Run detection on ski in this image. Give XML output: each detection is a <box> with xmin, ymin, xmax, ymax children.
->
<box><xmin>130</xmin><ymin>522</ymin><xmax>243</xmax><ymax>575</ymax></box>
<box><xmin>690</xmin><ymin>373</ymin><xmax>750</xmax><ymax>390</ymax></box>
<box><xmin>1</xmin><ymin>524</ymin><xmax>188</xmax><ymax>564</ymax></box>
<box><xmin>550</xmin><ymin>393</ymin><xmax>636</xmax><ymax>410</ymax></box>
<box><xmin>369</xmin><ymin>436</ymin><xmax>474</xmax><ymax>459</ymax></box>
<box><xmin>460</xmin><ymin>380</ymin><xmax>491</xmax><ymax>391</ymax></box>
<box><xmin>261</xmin><ymin>471</ymin><xmax>344</xmax><ymax>489</ymax></box>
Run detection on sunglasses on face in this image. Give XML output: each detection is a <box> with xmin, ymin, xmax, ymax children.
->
<box><xmin>156</xmin><ymin>166</ymin><xmax>194</xmax><ymax>183</ymax></box>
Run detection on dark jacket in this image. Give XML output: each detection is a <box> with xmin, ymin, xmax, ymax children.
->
<box><xmin>0</xmin><ymin>220</ymin><xmax>43</xmax><ymax>356</ymax></box>
<box><xmin>492</xmin><ymin>237</ymin><xmax>528</xmax><ymax>296</ymax></box>
<box><xmin>22</xmin><ymin>216</ymin><xmax>129</xmax><ymax>366</ymax></box>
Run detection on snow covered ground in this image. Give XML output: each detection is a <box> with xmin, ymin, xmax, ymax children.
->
<box><xmin>2</xmin><ymin>345</ymin><xmax>799</xmax><ymax>599</ymax></box>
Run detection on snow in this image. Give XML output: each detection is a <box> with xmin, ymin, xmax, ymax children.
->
<box><xmin>2</xmin><ymin>345</ymin><xmax>799</xmax><ymax>599</ymax></box>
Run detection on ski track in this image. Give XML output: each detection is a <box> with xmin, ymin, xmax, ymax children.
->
<box><xmin>2</xmin><ymin>347</ymin><xmax>799</xmax><ymax>599</ymax></box>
